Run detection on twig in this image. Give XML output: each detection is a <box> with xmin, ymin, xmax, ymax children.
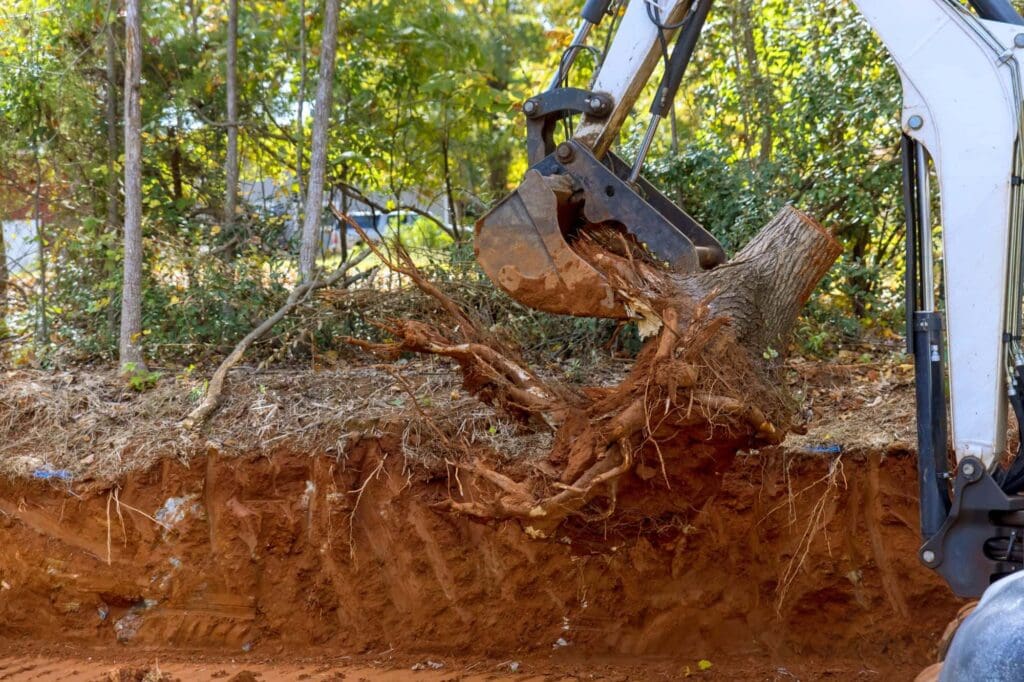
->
<box><xmin>105</xmin><ymin>490</ymin><xmax>113</xmax><ymax>566</ymax></box>
<box><xmin>182</xmin><ymin>249</ymin><xmax>373</xmax><ymax>429</ymax></box>
<box><xmin>348</xmin><ymin>454</ymin><xmax>387</xmax><ymax>559</ymax></box>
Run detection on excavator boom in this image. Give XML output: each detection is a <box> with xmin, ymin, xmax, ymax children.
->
<box><xmin>476</xmin><ymin>0</ymin><xmax>724</xmax><ymax>319</ymax></box>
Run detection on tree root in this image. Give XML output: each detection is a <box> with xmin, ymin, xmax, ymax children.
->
<box><xmin>348</xmin><ymin>206</ymin><xmax>839</xmax><ymax>534</ymax></box>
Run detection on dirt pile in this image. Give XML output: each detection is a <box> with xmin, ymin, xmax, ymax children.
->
<box><xmin>0</xmin><ymin>359</ymin><xmax>956</xmax><ymax>678</ymax></box>
<box><xmin>0</xmin><ymin>437</ymin><xmax>955</xmax><ymax>677</ymax></box>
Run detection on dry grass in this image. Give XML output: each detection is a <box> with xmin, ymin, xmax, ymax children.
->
<box><xmin>0</xmin><ymin>359</ymin><xmax>562</xmax><ymax>483</ymax></box>
<box><xmin>0</xmin><ymin>355</ymin><xmax>913</xmax><ymax>485</ymax></box>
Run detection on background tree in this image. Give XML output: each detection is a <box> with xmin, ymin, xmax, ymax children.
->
<box><xmin>120</xmin><ymin>0</ymin><xmax>145</xmax><ymax>371</ymax></box>
<box><xmin>224</xmin><ymin>0</ymin><xmax>240</xmax><ymax>254</ymax></box>
<box><xmin>298</xmin><ymin>0</ymin><xmax>340</xmax><ymax>281</ymax></box>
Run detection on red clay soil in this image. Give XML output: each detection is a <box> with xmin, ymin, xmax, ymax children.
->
<box><xmin>0</xmin><ymin>435</ymin><xmax>959</xmax><ymax>680</ymax></box>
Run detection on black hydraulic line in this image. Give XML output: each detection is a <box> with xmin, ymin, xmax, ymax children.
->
<box><xmin>913</xmin><ymin>312</ymin><xmax>952</xmax><ymax>540</ymax></box>
<box><xmin>998</xmin><ymin>362</ymin><xmax>1024</xmax><ymax>493</ymax></box>
<box><xmin>650</xmin><ymin>0</ymin><xmax>713</xmax><ymax>118</ymax></box>
<box><xmin>902</xmin><ymin>135</ymin><xmax>951</xmax><ymax>539</ymax></box>
<box><xmin>902</xmin><ymin>135</ymin><xmax>920</xmax><ymax>356</ymax></box>
<box><xmin>968</xmin><ymin>0</ymin><xmax>1024</xmax><ymax>25</ymax></box>
<box><xmin>580</xmin><ymin>0</ymin><xmax>614</xmax><ymax>25</ymax></box>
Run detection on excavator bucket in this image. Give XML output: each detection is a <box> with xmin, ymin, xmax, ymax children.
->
<box><xmin>475</xmin><ymin>170</ymin><xmax>627</xmax><ymax>319</ymax></box>
<box><xmin>475</xmin><ymin>141</ymin><xmax>725</xmax><ymax>319</ymax></box>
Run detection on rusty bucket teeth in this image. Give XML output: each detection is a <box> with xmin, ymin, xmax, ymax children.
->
<box><xmin>474</xmin><ymin>170</ymin><xmax>627</xmax><ymax>320</ymax></box>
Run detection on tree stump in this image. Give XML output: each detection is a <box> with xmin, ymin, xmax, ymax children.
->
<box><xmin>351</xmin><ymin>205</ymin><xmax>840</xmax><ymax>534</ymax></box>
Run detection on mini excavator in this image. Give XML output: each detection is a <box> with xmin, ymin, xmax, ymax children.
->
<box><xmin>474</xmin><ymin>1</ymin><xmax>1024</xmax><ymax>675</ymax></box>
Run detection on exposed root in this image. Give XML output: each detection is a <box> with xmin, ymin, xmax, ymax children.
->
<box><xmin>348</xmin><ymin>452</ymin><xmax>387</xmax><ymax>560</ymax></box>
<box><xmin>345</xmin><ymin>206</ymin><xmax>839</xmax><ymax>536</ymax></box>
<box><xmin>775</xmin><ymin>455</ymin><xmax>847</xmax><ymax>613</ymax></box>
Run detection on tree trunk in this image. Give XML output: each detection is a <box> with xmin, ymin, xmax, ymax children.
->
<box><xmin>169</xmin><ymin>126</ymin><xmax>184</xmax><ymax>201</ymax></box>
<box><xmin>298</xmin><ymin>0</ymin><xmax>340</xmax><ymax>282</ymax></box>
<box><xmin>351</xmin><ymin>206</ymin><xmax>840</xmax><ymax>533</ymax></box>
<box><xmin>105</xmin><ymin>21</ymin><xmax>121</xmax><ymax>340</ymax></box>
<box><xmin>120</xmin><ymin>0</ymin><xmax>146</xmax><ymax>371</ymax></box>
<box><xmin>0</xmin><ymin>210</ymin><xmax>6</xmax><ymax>339</ymax></box>
<box><xmin>33</xmin><ymin>138</ymin><xmax>46</xmax><ymax>348</ymax></box>
<box><xmin>296</xmin><ymin>0</ymin><xmax>308</xmax><ymax>206</ymax></box>
<box><xmin>735</xmin><ymin>0</ymin><xmax>773</xmax><ymax>165</ymax></box>
<box><xmin>224</xmin><ymin>0</ymin><xmax>239</xmax><ymax>245</ymax></box>
<box><xmin>440</xmin><ymin>126</ymin><xmax>460</xmax><ymax>241</ymax></box>
<box><xmin>673</xmin><ymin>206</ymin><xmax>838</xmax><ymax>353</ymax></box>
<box><xmin>105</xmin><ymin>22</ymin><xmax>120</xmax><ymax>235</ymax></box>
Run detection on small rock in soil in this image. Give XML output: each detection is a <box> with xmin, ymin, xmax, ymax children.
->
<box><xmin>114</xmin><ymin>613</ymin><xmax>143</xmax><ymax>642</ymax></box>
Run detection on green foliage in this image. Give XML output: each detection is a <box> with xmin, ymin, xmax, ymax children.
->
<box><xmin>651</xmin><ymin>0</ymin><xmax>905</xmax><ymax>336</ymax></box>
<box><xmin>120</xmin><ymin>362</ymin><xmax>162</xmax><ymax>391</ymax></box>
<box><xmin>0</xmin><ymin>0</ymin><xmax>924</xmax><ymax>367</ymax></box>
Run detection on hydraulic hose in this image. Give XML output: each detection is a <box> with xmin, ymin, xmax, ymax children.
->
<box><xmin>968</xmin><ymin>0</ymin><xmax>1024</xmax><ymax>25</ymax></box>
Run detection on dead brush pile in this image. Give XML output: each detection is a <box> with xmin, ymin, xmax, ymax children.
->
<box><xmin>0</xmin><ymin>362</ymin><xmax>548</xmax><ymax>482</ymax></box>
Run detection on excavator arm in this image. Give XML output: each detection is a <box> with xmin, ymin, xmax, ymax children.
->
<box><xmin>475</xmin><ymin>0</ymin><xmax>1024</xmax><ymax>599</ymax></box>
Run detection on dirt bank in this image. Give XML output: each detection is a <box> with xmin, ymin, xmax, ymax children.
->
<box><xmin>0</xmin><ymin>434</ymin><xmax>957</xmax><ymax>679</ymax></box>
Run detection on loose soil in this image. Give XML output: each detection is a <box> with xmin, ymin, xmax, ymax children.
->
<box><xmin>0</xmin><ymin>359</ymin><xmax>962</xmax><ymax>680</ymax></box>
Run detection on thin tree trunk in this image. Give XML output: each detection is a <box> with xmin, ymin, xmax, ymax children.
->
<box><xmin>224</xmin><ymin>0</ymin><xmax>239</xmax><ymax>246</ymax></box>
<box><xmin>105</xmin><ymin>22</ymin><xmax>120</xmax><ymax>234</ymax></box>
<box><xmin>440</xmin><ymin>126</ymin><xmax>461</xmax><ymax>241</ymax></box>
<box><xmin>0</xmin><ymin>205</ymin><xmax>7</xmax><ymax>339</ymax></box>
<box><xmin>737</xmin><ymin>0</ymin><xmax>773</xmax><ymax>164</ymax></box>
<box><xmin>105</xmin><ymin>20</ymin><xmax>120</xmax><ymax>340</ymax></box>
<box><xmin>33</xmin><ymin>141</ymin><xmax>46</xmax><ymax>347</ymax></box>
<box><xmin>296</xmin><ymin>0</ymin><xmax>307</xmax><ymax>202</ymax></box>
<box><xmin>120</xmin><ymin>0</ymin><xmax>146</xmax><ymax>371</ymax></box>
<box><xmin>187</xmin><ymin>0</ymin><xmax>199</xmax><ymax>39</ymax></box>
<box><xmin>169</xmin><ymin>126</ymin><xmax>184</xmax><ymax>200</ymax></box>
<box><xmin>298</xmin><ymin>0</ymin><xmax>340</xmax><ymax>282</ymax></box>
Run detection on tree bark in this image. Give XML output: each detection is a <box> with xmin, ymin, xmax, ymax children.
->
<box><xmin>33</xmin><ymin>136</ymin><xmax>46</xmax><ymax>347</ymax></box>
<box><xmin>298</xmin><ymin>0</ymin><xmax>341</xmax><ymax>282</ymax></box>
<box><xmin>735</xmin><ymin>0</ymin><xmax>773</xmax><ymax>165</ymax></box>
<box><xmin>120</xmin><ymin>0</ymin><xmax>146</xmax><ymax>371</ymax></box>
<box><xmin>105</xmin><ymin>22</ymin><xmax>120</xmax><ymax>237</ymax></box>
<box><xmin>440</xmin><ymin>125</ymin><xmax>461</xmax><ymax>241</ymax></box>
<box><xmin>224</xmin><ymin>0</ymin><xmax>240</xmax><ymax>245</ymax></box>
<box><xmin>105</xmin><ymin>21</ymin><xmax>121</xmax><ymax>339</ymax></box>
<box><xmin>296</xmin><ymin>0</ymin><xmax>308</xmax><ymax>207</ymax></box>
<box><xmin>0</xmin><ymin>208</ymin><xmax>6</xmax><ymax>339</ymax></box>
<box><xmin>673</xmin><ymin>206</ymin><xmax>839</xmax><ymax>353</ymax></box>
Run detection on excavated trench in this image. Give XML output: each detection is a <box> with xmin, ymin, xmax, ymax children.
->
<box><xmin>0</xmin><ymin>434</ymin><xmax>959</xmax><ymax>678</ymax></box>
